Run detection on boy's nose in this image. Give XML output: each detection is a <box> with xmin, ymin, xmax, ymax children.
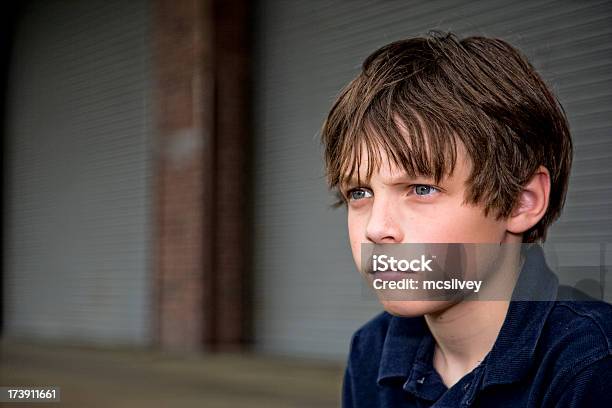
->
<box><xmin>365</xmin><ymin>198</ymin><xmax>404</xmax><ymax>243</ymax></box>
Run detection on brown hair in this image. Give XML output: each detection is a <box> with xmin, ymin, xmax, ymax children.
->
<box><xmin>321</xmin><ymin>32</ymin><xmax>573</xmax><ymax>243</ymax></box>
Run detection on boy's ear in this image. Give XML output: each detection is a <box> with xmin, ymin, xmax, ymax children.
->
<box><xmin>506</xmin><ymin>166</ymin><xmax>551</xmax><ymax>236</ymax></box>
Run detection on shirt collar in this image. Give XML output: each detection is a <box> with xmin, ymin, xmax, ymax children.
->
<box><xmin>376</xmin><ymin>314</ymin><xmax>428</xmax><ymax>385</ymax></box>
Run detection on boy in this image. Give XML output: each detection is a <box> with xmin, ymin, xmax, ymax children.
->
<box><xmin>321</xmin><ymin>32</ymin><xmax>612</xmax><ymax>407</ymax></box>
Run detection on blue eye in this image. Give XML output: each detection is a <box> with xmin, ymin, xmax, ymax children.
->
<box><xmin>348</xmin><ymin>188</ymin><xmax>373</xmax><ymax>201</ymax></box>
<box><xmin>414</xmin><ymin>185</ymin><xmax>438</xmax><ymax>196</ymax></box>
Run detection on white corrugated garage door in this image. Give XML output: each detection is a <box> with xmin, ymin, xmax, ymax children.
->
<box><xmin>4</xmin><ymin>0</ymin><xmax>153</xmax><ymax>345</ymax></box>
<box><xmin>252</xmin><ymin>0</ymin><xmax>612</xmax><ymax>359</ymax></box>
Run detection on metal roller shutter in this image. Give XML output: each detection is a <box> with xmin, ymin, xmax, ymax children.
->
<box><xmin>4</xmin><ymin>0</ymin><xmax>153</xmax><ymax>345</ymax></box>
<box><xmin>252</xmin><ymin>0</ymin><xmax>612</xmax><ymax>358</ymax></box>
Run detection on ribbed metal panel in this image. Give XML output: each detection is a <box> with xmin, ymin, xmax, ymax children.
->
<box><xmin>4</xmin><ymin>0</ymin><xmax>152</xmax><ymax>345</ymax></box>
<box><xmin>253</xmin><ymin>0</ymin><xmax>612</xmax><ymax>358</ymax></box>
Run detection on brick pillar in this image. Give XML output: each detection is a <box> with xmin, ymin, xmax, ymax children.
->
<box><xmin>152</xmin><ymin>0</ymin><xmax>214</xmax><ymax>351</ymax></box>
<box><xmin>152</xmin><ymin>0</ymin><xmax>250</xmax><ymax>351</ymax></box>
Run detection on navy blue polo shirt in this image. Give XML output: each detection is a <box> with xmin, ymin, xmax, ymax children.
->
<box><xmin>343</xmin><ymin>246</ymin><xmax>612</xmax><ymax>407</ymax></box>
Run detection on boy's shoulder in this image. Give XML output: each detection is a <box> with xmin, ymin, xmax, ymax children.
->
<box><xmin>549</xmin><ymin>299</ymin><xmax>612</xmax><ymax>337</ymax></box>
<box><xmin>529</xmin><ymin>300</ymin><xmax>612</xmax><ymax>404</ymax></box>
<box><xmin>538</xmin><ymin>300</ymin><xmax>612</xmax><ymax>367</ymax></box>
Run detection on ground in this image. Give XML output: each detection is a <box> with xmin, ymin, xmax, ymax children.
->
<box><xmin>0</xmin><ymin>339</ymin><xmax>343</xmax><ymax>408</ymax></box>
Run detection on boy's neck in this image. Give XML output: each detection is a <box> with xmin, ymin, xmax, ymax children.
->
<box><xmin>425</xmin><ymin>299</ymin><xmax>510</xmax><ymax>388</ymax></box>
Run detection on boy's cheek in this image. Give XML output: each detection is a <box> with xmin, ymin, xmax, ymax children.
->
<box><xmin>348</xmin><ymin>222</ymin><xmax>373</xmax><ymax>275</ymax></box>
<box><xmin>347</xmin><ymin>212</ymin><xmax>366</xmax><ymax>242</ymax></box>
<box><xmin>443</xmin><ymin>208</ymin><xmax>507</xmax><ymax>243</ymax></box>
<box><xmin>348</xmin><ymin>230</ymin><xmax>365</xmax><ymax>272</ymax></box>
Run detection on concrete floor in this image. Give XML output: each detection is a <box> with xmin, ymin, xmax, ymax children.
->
<box><xmin>0</xmin><ymin>339</ymin><xmax>344</xmax><ymax>408</ymax></box>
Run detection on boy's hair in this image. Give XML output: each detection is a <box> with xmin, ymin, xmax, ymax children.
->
<box><xmin>321</xmin><ymin>32</ymin><xmax>573</xmax><ymax>243</ymax></box>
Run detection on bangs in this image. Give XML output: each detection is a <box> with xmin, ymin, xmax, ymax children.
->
<box><xmin>336</xmin><ymin>106</ymin><xmax>459</xmax><ymax>191</ymax></box>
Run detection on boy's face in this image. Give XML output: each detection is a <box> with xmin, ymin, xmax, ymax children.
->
<box><xmin>343</xmin><ymin>142</ymin><xmax>516</xmax><ymax>316</ymax></box>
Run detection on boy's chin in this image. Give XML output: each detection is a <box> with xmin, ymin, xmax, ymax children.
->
<box><xmin>381</xmin><ymin>299</ymin><xmax>457</xmax><ymax>317</ymax></box>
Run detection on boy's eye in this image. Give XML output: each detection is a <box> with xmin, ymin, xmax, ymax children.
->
<box><xmin>347</xmin><ymin>188</ymin><xmax>373</xmax><ymax>201</ymax></box>
<box><xmin>413</xmin><ymin>184</ymin><xmax>439</xmax><ymax>196</ymax></box>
